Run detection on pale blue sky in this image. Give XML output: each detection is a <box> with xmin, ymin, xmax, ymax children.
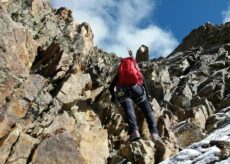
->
<box><xmin>51</xmin><ymin>0</ymin><xmax>230</xmax><ymax>58</ymax></box>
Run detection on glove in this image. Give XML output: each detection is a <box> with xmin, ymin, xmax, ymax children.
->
<box><xmin>128</xmin><ymin>50</ymin><xmax>133</xmax><ymax>56</ymax></box>
<box><xmin>127</xmin><ymin>48</ymin><xmax>133</xmax><ymax>57</ymax></box>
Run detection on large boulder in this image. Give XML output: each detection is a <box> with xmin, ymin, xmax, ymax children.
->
<box><xmin>120</xmin><ymin>140</ymin><xmax>155</xmax><ymax>163</ymax></box>
<box><xmin>136</xmin><ymin>45</ymin><xmax>149</xmax><ymax>63</ymax></box>
<box><xmin>172</xmin><ymin>121</ymin><xmax>204</xmax><ymax>148</ymax></box>
<box><xmin>32</xmin><ymin>131</ymin><xmax>87</xmax><ymax>164</ymax></box>
<box><xmin>56</xmin><ymin>73</ymin><xmax>92</xmax><ymax>109</ymax></box>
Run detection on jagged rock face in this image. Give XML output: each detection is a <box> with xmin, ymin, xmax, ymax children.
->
<box><xmin>172</xmin><ymin>22</ymin><xmax>230</xmax><ymax>54</ymax></box>
<box><xmin>0</xmin><ymin>7</ymin><xmax>37</xmax><ymax>106</ymax></box>
<box><xmin>32</xmin><ymin>131</ymin><xmax>86</xmax><ymax>164</ymax></box>
<box><xmin>1</xmin><ymin>0</ymin><xmax>94</xmax><ymax>55</ymax></box>
<box><xmin>1</xmin><ymin>0</ymin><xmax>230</xmax><ymax>163</ymax></box>
<box><xmin>0</xmin><ymin>1</ymin><xmax>108</xmax><ymax>164</ymax></box>
<box><xmin>84</xmin><ymin>47</ymin><xmax>119</xmax><ymax>88</ymax></box>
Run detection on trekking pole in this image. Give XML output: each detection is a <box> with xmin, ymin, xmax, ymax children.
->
<box><xmin>127</xmin><ymin>47</ymin><xmax>133</xmax><ymax>57</ymax></box>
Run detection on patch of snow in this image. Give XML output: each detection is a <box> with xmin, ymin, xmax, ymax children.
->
<box><xmin>160</xmin><ymin>124</ymin><xmax>230</xmax><ymax>164</ymax></box>
<box><xmin>160</xmin><ymin>149</ymin><xmax>201</xmax><ymax>164</ymax></box>
<box><xmin>204</xmin><ymin>124</ymin><xmax>230</xmax><ymax>142</ymax></box>
<box><xmin>188</xmin><ymin>141</ymin><xmax>209</xmax><ymax>149</ymax></box>
<box><xmin>174</xmin><ymin>149</ymin><xmax>202</xmax><ymax>161</ymax></box>
<box><xmin>192</xmin><ymin>146</ymin><xmax>221</xmax><ymax>163</ymax></box>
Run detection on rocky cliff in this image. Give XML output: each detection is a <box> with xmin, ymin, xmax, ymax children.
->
<box><xmin>0</xmin><ymin>0</ymin><xmax>229</xmax><ymax>164</ymax></box>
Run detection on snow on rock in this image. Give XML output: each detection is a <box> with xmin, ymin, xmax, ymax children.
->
<box><xmin>160</xmin><ymin>120</ymin><xmax>230</xmax><ymax>164</ymax></box>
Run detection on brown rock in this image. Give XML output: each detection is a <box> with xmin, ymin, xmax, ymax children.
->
<box><xmin>77</xmin><ymin>22</ymin><xmax>94</xmax><ymax>55</ymax></box>
<box><xmin>0</xmin><ymin>0</ymin><xmax>9</xmax><ymax>3</ymax></box>
<box><xmin>136</xmin><ymin>45</ymin><xmax>149</xmax><ymax>63</ymax></box>
<box><xmin>6</xmin><ymin>133</ymin><xmax>39</xmax><ymax>164</ymax></box>
<box><xmin>0</xmin><ymin>116</ymin><xmax>15</xmax><ymax>138</ymax></box>
<box><xmin>157</xmin><ymin>109</ymin><xmax>178</xmax><ymax>141</ymax></box>
<box><xmin>173</xmin><ymin>121</ymin><xmax>204</xmax><ymax>148</ymax></box>
<box><xmin>31</xmin><ymin>43</ymin><xmax>71</xmax><ymax>80</ymax></box>
<box><xmin>0</xmin><ymin>8</ymin><xmax>37</xmax><ymax>106</ymax></box>
<box><xmin>120</xmin><ymin>140</ymin><xmax>155</xmax><ymax>163</ymax></box>
<box><xmin>146</xmin><ymin>64</ymin><xmax>172</xmax><ymax>101</ymax></box>
<box><xmin>72</xmin><ymin>106</ymin><xmax>109</xmax><ymax>164</ymax></box>
<box><xmin>32</xmin><ymin>131</ymin><xmax>87</xmax><ymax>164</ymax></box>
<box><xmin>0</xmin><ymin>129</ymin><xmax>20</xmax><ymax>163</ymax></box>
<box><xmin>188</xmin><ymin>105</ymin><xmax>208</xmax><ymax>129</ymax></box>
<box><xmin>6</xmin><ymin>98</ymin><xmax>29</xmax><ymax>119</ymax></box>
<box><xmin>154</xmin><ymin>139</ymin><xmax>179</xmax><ymax>163</ymax></box>
<box><xmin>171</xmin><ymin>84</ymin><xmax>193</xmax><ymax>109</ymax></box>
<box><xmin>56</xmin><ymin>7</ymin><xmax>73</xmax><ymax>22</ymax></box>
<box><xmin>0</xmin><ymin>74</ymin><xmax>46</xmax><ymax>139</ymax></box>
<box><xmin>56</xmin><ymin>73</ymin><xmax>92</xmax><ymax>108</ymax></box>
<box><xmin>43</xmin><ymin>111</ymin><xmax>76</xmax><ymax>134</ymax></box>
<box><xmin>31</xmin><ymin>0</ymin><xmax>51</xmax><ymax>16</ymax></box>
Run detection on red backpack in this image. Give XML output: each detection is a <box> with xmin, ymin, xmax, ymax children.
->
<box><xmin>117</xmin><ymin>57</ymin><xmax>143</xmax><ymax>86</ymax></box>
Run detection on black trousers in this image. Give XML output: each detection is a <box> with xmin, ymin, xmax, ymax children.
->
<box><xmin>117</xmin><ymin>85</ymin><xmax>158</xmax><ymax>134</ymax></box>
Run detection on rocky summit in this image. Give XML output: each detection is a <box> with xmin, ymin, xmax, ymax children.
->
<box><xmin>0</xmin><ymin>0</ymin><xmax>229</xmax><ymax>164</ymax></box>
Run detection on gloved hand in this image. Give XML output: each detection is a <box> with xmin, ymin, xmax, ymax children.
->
<box><xmin>128</xmin><ymin>50</ymin><xmax>133</xmax><ymax>56</ymax></box>
<box><xmin>127</xmin><ymin>48</ymin><xmax>133</xmax><ymax>57</ymax></box>
<box><xmin>111</xmin><ymin>95</ymin><xmax>116</xmax><ymax>103</ymax></box>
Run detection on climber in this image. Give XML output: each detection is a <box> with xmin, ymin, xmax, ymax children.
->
<box><xmin>109</xmin><ymin>48</ymin><xmax>159</xmax><ymax>142</ymax></box>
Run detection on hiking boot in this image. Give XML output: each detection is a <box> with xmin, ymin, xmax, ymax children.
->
<box><xmin>151</xmin><ymin>133</ymin><xmax>160</xmax><ymax>142</ymax></box>
<box><xmin>128</xmin><ymin>130</ymin><xmax>141</xmax><ymax>142</ymax></box>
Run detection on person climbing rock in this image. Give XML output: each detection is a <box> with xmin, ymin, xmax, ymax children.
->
<box><xmin>109</xmin><ymin>48</ymin><xmax>159</xmax><ymax>142</ymax></box>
